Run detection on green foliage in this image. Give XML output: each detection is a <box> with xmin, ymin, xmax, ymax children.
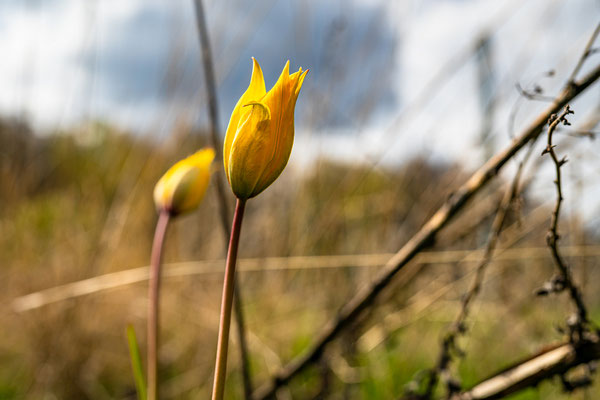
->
<box><xmin>127</xmin><ymin>325</ymin><xmax>147</xmax><ymax>400</ymax></box>
<box><xmin>1</xmin><ymin>119</ymin><xmax>599</xmax><ymax>399</ymax></box>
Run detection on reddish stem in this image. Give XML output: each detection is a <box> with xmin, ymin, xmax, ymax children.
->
<box><xmin>147</xmin><ymin>210</ymin><xmax>170</xmax><ymax>400</ymax></box>
<box><xmin>212</xmin><ymin>199</ymin><xmax>246</xmax><ymax>400</ymax></box>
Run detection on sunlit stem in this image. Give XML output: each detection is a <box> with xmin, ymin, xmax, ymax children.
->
<box><xmin>212</xmin><ymin>198</ymin><xmax>246</xmax><ymax>400</ymax></box>
<box><xmin>147</xmin><ymin>210</ymin><xmax>170</xmax><ymax>400</ymax></box>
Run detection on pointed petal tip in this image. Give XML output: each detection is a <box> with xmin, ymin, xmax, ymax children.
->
<box><xmin>283</xmin><ymin>60</ymin><xmax>290</xmax><ymax>75</ymax></box>
<box><xmin>251</xmin><ymin>57</ymin><xmax>262</xmax><ymax>74</ymax></box>
<box><xmin>294</xmin><ymin>69</ymin><xmax>308</xmax><ymax>96</ymax></box>
<box><xmin>248</xmin><ymin>57</ymin><xmax>266</xmax><ymax>95</ymax></box>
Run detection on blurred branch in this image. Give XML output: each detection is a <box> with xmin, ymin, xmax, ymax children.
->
<box><xmin>421</xmin><ymin>146</ymin><xmax>531</xmax><ymax>399</ymax></box>
<box><xmin>515</xmin><ymin>82</ymin><xmax>556</xmax><ymax>102</ymax></box>
<box><xmin>568</xmin><ymin>22</ymin><xmax>600</xmax><ymax>84</ymax></box>
<box><xmin>192</xmin><ymin>0</ymin><xmax>253</xmax><ymax>397</ymax></box>
<box><xmin>508</xmin><ymin>69</ymin><xmax>556</xmax><ymax>138</ymax></box>
<box><xmin>251</xmin><ymin>63</ymin><xmax>600</xmax><ymax>400</ymax></box>
<box><xmin>558</xmin><ymin>104</ymin><xmax>600</xmax><ymax>140</ymax></box>
<box><xmin>292</xmin><ymin>0</ymin><xmax>528</xmax><ymax>254</ymax></box>
<box><xmin>450</xmin><ymin>334</ymin><xmax>600</xmax><ymax>400</ymax></box>
<box><xmin>359</xmin><ymin>179</ymin><xmax>546</xmax><ymax>355</ymax></box>
<box><xmin>561</xmin><ymin>128</ymin><xmax>597</xmax><ymax>139</ymax></box>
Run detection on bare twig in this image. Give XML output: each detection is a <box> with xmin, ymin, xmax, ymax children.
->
<box><xmin>507</xmin><ymin>69</ymin><xmax>555</xmax><ymax>138</ymax></box>
<box><xmin>508</xmin><ymin>21</ymin><xmax>600</xmax><ymax>140</ymax></box>
<box><xmin>291</xmin><ymin>0</ymin><xmax>528</xmax><ymax>255</ymax></box>
<box><xmin>192</xmin><ymin>1</ymin><xmax>253</xmax><ymax>397</ymax></box>
<box><xmin>568</xmin><ymin>22</ymin><xmax>600</xmax><ymax>84</ymax></box>
<box><xmin>515</xmin><ymin>82</ymin><xmax>556</xmax><ymax>102</ymax></box>
<box><xmin>421</xmin><ymin>146</ymin><xmax>532</xmax><ymax>399</ymax></box>
<box><xmin>560</xmin><ymin>128</ymin><xmax>597</xmax><ymax>139</ymax></box>
<box><xmin>251</xmin><ymin>64</ymin><xmax>600</xmax><ymax>400</ymax></box>
<box><xmin>450</xmin><ymin>334</ymin><xmax>600</xmax><ymax>400</ymax></box>
<box><xmin>539</xmin><ymin>105</ymin><xmax>589</xmax><ymax>332</ymax></box>
<box><xmin>360</xmin><ymin>193</ymin><xmax>550</xmax><ymax>356</ymax></box>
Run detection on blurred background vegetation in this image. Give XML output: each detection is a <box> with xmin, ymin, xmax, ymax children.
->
<box><xmin>1</xmin><ymin>0</ymin><xmax>600</xmax><ymax>399</ymax></box>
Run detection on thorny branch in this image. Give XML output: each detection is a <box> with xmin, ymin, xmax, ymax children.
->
<box><xmin>251</xmin><ymin>61</ymin><xmax>600</xmax><ymax>400</ymax></box>
<box><xmin>417</xmin><ymin>147</ymin><xmax>532</xmax><ymax>400</ymax></box>
<box><xmin>538</xmin><ymin>105</ymin><xmax>589</xmax><ymax>334</ymax></box>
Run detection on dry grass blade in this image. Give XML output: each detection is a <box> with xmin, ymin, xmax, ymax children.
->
<box><xmin>12</xmin><ymin>245</ymin><xmax>600</xmax><ymax>313</ymax></box>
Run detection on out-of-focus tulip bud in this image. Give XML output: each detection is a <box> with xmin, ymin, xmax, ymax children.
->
<box><xmin>153</xmin><ymin>148</ymin><xmax>215</xmax><ymax>216</ymax></box>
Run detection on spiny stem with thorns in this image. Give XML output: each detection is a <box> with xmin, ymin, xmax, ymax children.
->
<box><xmin>423</xmin><ymin>149</ymin><xmax>529</xmax><ymax>399</ymax></box>
<box><xmin>212</xmin><ymin>199</ymin><xmax>246</xmax><ymax>400</ymax></box>
<box><xmin>542</xmin><ymin>104</ymin><xmax>588</xmax><ymax>332</ymax></box>
<box><xmin>147</xmin><ymin>210</ymin><xmax>170</xmax><ymax>400</ymax></box>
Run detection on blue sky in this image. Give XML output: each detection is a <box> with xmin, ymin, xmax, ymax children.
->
<box><xmin>0</xmin><ymin>0</ymin><xmax>598</xmax><ymax>171</ymax></box>
<box><xmin>0</xmin><ymin>0</ymin><xmax>397</xmax><ymax>134</ymax></box>
<box><xmin>1</xmin><ymin>0</ymin><xmax>600</xmax><ymax>221</ymax></box>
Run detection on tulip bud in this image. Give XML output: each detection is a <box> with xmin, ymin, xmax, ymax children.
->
<box><xmin>153</xmin><ymin>148</ymin><xmax>215</xmax><ymax>216</ymax></box>
<box><xmin>224</xmin><ymin>58</ymin><xmax>307</xmax><ymax>199</ymax></box>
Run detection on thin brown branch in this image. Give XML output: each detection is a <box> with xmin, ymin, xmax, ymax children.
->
<box><xmin>251</xmin><ymin>63</ymin><xmax>600</xmax><ymax>400</ymax></box>
<box><xmin>192</xmin><ymin>1</ymin><xmax>253</xmax><ymax>397</ymax></box>
<box><xmin>421</xmin><ymin>146</ymin><xmax>531</xmax><ymax>399</ymax></box>
<box><xmin>451</xmin><ymin>334</ymin><xmax>600</xmax><ymax>400</ymax></box>
<box><xmin>515</xmin><ymin>82</ymin><xmax>556</xmax><ymax>102</ymax></box>
<box><xmin>568</xmin><ymin>21</ymin><xmax>600</xmax><ymax>84</ymax></box>
<box><xmin>191</xmin><ymin>0</ymin><xmax>231</xmax><ymax>242</ymax></box>
<box><xmin>539</xmin><ymin>105</ymin><xmax>589</xmax><ymax>331</ymax></box>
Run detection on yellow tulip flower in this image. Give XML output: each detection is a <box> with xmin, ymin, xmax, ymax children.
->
<box><xmin>224</xmin><ymin>58</ymin><xmax>307</xmax><ymax>199</ymax></box>
<box><xmin>154</xmin><ymin>147</ymin><xmax>215</xmax><ymax>215</ymax></box>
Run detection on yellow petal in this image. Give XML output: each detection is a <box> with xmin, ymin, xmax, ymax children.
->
<box><xmin>227</xmin><ymin>102</ymin><xmax>272</xmax><ymax>199</ymax></box>
<box><xmin>295</xmin><ymin>69</ymin><xmax>308</xmax><ymax>97</ymax></box>
<box><xmin>154</xmin><ymin>148</ymin><xmax>215</xmax><ymax>215</ymax></box>
<box><xmin>223</xmin><ymin>58</ymin><xmax>266</xmax><ymax>182</ymax></box>
<box><xmin>223</xmin><ymin>59</ymin><xmax>307</xmax><ymax>199</ymax></box>
<box><xmin>251</xmin><ymin>63</ymin><xmax>305</xmax><ymax>194</ymax></box>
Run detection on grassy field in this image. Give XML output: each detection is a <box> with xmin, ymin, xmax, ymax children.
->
<box><xmin>1</xmin><ymin>118</ymin><xmax>599</xmax><ymax>399</ymax></box>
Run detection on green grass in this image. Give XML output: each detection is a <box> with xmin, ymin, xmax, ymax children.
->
<box><xmin>1</xmin><ymin>121</ymin><xmax>599</xmax><ymax>399</ymax></box>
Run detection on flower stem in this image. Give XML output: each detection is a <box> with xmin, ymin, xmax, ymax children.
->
<box><xmin>147</xmin><ymin>210</ymin><xmax>170</xmax><ymax>400</ymax></box>
<box><xmin>212</xmin><ymin>198</ymin><xmax>246</xmax><ymax>400</ymax></box>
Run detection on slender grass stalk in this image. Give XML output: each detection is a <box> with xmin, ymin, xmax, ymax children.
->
<box><xmin>212</xmin><ymin>199</ymin><xmax>246</xmax><ymax>400</ymax></box>
<box><xmin>126</xmin><ymin>325</ymin><xmax>147</xmax><ymax>400</ymax></box>
<box><xmin>147</xmin><ymin>210</ymin><xmax>170</xmax><ymax>400</ymax></box>
<box><xmin>192</xmin><ymin>1</ymin><xmax>254</xmax><ymax>395</ymax></box>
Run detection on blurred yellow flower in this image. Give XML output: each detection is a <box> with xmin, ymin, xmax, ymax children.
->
<box><xmin>153</xmin><ymin>148</ymin><xmax>215</xmax><ymax>215</ymax></box>
<box><xmin>224</xmin><ymin>58</ymin><xmax>307</xmax><ymax>199</ymax></box>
